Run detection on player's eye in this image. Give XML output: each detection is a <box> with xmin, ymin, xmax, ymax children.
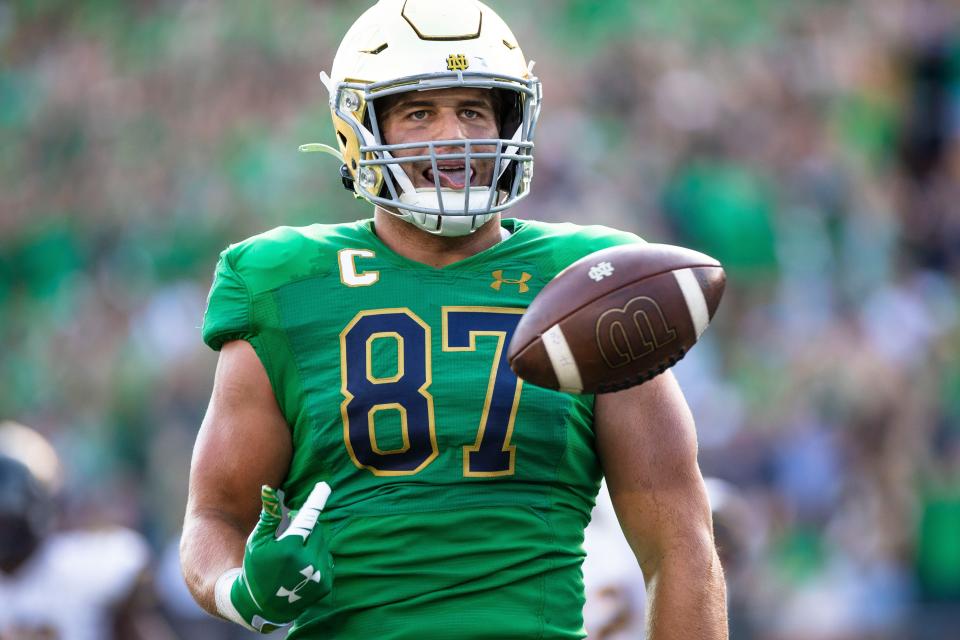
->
<box><xmin>462</xmin><ymin>109</ymin><xmax>480</xmax><ymax>120</ymax></box>
<box><xmin>409</xmin><ymin>110</ymin><xmax>429</xmax><ymax>121</ymax></box>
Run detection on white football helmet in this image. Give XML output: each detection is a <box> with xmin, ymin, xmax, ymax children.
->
<box><xmin>309</xmin><ymin>0</ymin><xmax>542</xmax><ymax>237</ymax></box>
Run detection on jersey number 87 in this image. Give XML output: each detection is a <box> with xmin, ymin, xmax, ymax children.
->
<box><xmin>340</xmin><ymin>307</ymin><xmax>525</xmax><ymax>478</ymax></box>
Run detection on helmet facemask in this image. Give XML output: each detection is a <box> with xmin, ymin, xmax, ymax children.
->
<box><xmin>329</xmin><ymin>70</ymin><xmax>542</xmax><ymax>236</ymax></box>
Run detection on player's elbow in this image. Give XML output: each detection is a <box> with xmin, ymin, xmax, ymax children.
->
<box><xmin>178</xmin><ymin>515</ymin><xmax>207</xmax><ymax>598</ymax></box>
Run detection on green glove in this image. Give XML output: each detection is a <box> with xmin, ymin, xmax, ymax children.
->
<box><xmin>215</xmin><ymin>481</ymin><xmax>334</xmax><ymax>633</ymax></box>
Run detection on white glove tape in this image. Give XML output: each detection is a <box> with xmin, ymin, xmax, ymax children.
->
<box><xmin>215</xmin><ymin>567</ymin><xmax>255</xmax><ymax>631</ymax></box>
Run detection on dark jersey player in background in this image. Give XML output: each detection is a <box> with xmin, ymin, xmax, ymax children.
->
<box><xmin>179</xmin><ymin>1</ymin><xmax>728</xmax><ymax>638</ymax></box>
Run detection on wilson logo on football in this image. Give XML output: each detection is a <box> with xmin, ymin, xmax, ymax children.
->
<box><xmin>595</xmin><ymin>296</ymin><xmax>678</xmax><ymax>368</ymax></box>
<box><xmin>446</xmin><ymin>53</ymin><xmax>470</xmax><ymax>71</ymax></box>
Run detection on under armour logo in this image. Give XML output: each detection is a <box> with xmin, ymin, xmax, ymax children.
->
<box><xmin>446</xmin><ymin>54</ymin><xmax>470</xmax><ymax>71</ymax></box>
<box><xmin>491</xmin><ymin>270</ymin><xmax>532</xmax><ymax>293</ymax></box>
<box><xmin>276</xmin><ymin>565</ymin><xmax>323</xmax><ymax>603</ymax></box>
<box><xmin>588</xmin><ymin>262</ymin><xmax>615</xmax><ymax>282</ymax></box>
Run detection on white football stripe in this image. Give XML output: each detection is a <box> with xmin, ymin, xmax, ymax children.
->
<box><xmin>674</xmin><ymin>268</ymin><xmax>710</xmax><ymax>339</ymax></box>
<box><xmin>542</xmin><ymin>324</ymin><xmax>584</xmax><ymax>394</ymax></box>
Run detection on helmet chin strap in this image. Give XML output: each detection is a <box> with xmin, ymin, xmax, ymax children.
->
<box><xmin>498</xmin><ymin>126</ymin><xmax>523</xmax><ymax>180</ymax></box>
<box><xmin>396</xmin><ymin>188</ymin><xmax>497</xmax><ymax>236</ymax></box>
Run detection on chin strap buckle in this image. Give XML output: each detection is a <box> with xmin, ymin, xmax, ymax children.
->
<box><xmin>339</xmin><ymin>164</ymin><xmax>355</xmax><ymax>192</ymax></box>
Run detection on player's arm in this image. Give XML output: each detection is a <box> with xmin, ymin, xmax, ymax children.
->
<box><xmin>180</xmin><ymin>339</ymin><xmax>292</xmax><ymax>615</ymax></box>
<box><xmin>594</xmin><ymin>371</ymin><xmax>728</xmax><ymax>640</ymax></box>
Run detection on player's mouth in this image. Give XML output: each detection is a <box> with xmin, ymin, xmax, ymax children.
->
<box><xmin>423</xmin><ymin>162</ymin><xmax>477</xmax><ymax>189</ymax></box>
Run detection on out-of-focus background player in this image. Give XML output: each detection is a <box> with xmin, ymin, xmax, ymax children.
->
<box><xmin>0</xmin><ymin>421</ymin><xmax>175</xmax><ymax>640</ymax></box>
<box><xmin>581</xmin><ymin>478</ymin><xmax>767</xmax><ymax>639</ymax></box>
<box><xmin>2</xmin><ymin>0</ymin><xmax>960</xmax><ymax>638</ymax></box>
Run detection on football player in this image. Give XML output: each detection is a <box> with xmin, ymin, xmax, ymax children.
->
<box><xmin>0</xmin><ymin>422</ymin><xmax>166</xmax><ymax>640</ymax></box>
<box><xmin>180</xmin><ymin>1</ymin><xmax>728</xmax><ymax>638</ymax></box>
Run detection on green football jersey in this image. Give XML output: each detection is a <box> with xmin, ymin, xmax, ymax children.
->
<box><xmin>202</xmin><ymin>217</ymin><xmax>641</xmax><ymax>639</ymax></box>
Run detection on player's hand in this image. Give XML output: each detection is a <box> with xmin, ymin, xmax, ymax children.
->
<box><xmin>215</xmin><ymin>481</ymin><xmax>334</xmax><ymax>633</ymax></box>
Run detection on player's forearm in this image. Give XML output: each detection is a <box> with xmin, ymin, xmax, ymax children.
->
<box><xmin>180</xmin><ymin>507</ymin><xmax>249</xmax><ymax>616</ymax></box>
<box><xmin>644</xmin><ymin>543</ymin><xmax>728</xmax><ymax>640</ymax></box>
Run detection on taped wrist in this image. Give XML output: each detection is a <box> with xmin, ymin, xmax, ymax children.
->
<box><xmin>215</xmin><ymin>567</ymin><xmax>289</xmax><ymax>634</ymax></box>
<box><xmin>215</xmin><ymin>567</ymin><xmax>255</xmax><ymax>631</ymax></box>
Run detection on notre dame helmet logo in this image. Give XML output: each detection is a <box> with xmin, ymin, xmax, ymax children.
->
<box><xmin>595</xmin><ymin>296</ymin><xmax>678</xmax><ymax>368</ymax></box>
<box><xmin>446</xmin><ymin>53</ymin><xmax>470</xmax><ymax>71</ymax></box>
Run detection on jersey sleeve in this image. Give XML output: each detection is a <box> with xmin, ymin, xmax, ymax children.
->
<box><xmin>555</xmin><ymin>224</ymin><xmax>645</xmax><ymax>273</ymax></box>
<box><xmin>202</xmin><ymin>247</ymin><xmax>255</xmax><ymax>351</ymax></box>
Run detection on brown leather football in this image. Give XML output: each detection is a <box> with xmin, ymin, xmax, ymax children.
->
<box><xmin>507</xmin><ymin>243</ymin><xmax>725</xmax><ymax>393</ymax></box>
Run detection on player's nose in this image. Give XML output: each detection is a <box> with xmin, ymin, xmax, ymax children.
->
<box><xmin>433</xmin><ymin>109</ymin><xmax>469</xmax><ymax>150</ymax></box>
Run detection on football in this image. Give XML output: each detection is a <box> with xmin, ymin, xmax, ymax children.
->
<box><xmin>507</xmin><ymin>244</ymin><xmax>725</xmax><ymax>394</ymax></box>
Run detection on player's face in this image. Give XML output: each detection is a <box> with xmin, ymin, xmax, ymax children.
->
<box><xmin>378</xmin><ymin>87</ymin><xmax>499</xmax><ymax>190</ymax></box>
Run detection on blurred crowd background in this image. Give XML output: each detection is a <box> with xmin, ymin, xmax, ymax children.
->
<box><xmin>2</xmin><ymin>0</ymin><xmax>959</xmax><ymax>638</ymax></box>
